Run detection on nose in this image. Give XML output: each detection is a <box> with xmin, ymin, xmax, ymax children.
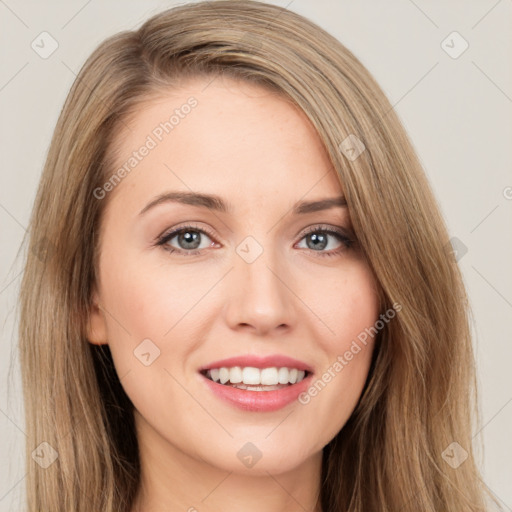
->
<box><xmin>223</xmin><ymin>248</ymin><xmax>296</xmax><ymax>336</ymax></box>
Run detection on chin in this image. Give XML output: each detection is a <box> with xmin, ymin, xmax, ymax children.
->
<box><xmin>201</xmin><ymin>441</ymin><xmax>317</xmax><ymax>476</ymax></box>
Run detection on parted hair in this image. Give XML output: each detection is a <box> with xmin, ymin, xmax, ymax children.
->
<box><xmin>18</xmin><ymin>1</ymin><xmax>498</xmax><ymax>511</ymax></box>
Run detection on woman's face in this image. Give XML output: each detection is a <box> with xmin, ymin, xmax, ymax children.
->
<box><xmin>88</xmin><ymin>76</ymin><xmax>380</xmax><ymax>476</ymax></box>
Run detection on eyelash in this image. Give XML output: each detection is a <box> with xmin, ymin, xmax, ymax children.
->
<box><xmin>154</xmin><ymin>223</ymin><xmax>355</xmax><ymax>258</ymax></box>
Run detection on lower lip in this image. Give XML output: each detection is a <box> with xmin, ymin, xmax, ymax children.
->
<box><xmin>200</xmin><ymin>372</ymin><xmax>313</xmax><ymax>412</ymax></box>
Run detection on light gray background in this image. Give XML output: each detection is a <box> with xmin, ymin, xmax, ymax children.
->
<box><xmin>1</xmin><ymin>1</ymin><xmax>511</xmax><ymax>510</ymax></box>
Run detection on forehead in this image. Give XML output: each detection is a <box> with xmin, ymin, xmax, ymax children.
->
<box><xmin>106</xmin><ymin>76</ymin><xmax>343</xmax><ymax>209</ymax></box>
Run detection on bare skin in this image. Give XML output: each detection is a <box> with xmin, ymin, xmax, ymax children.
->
<box><xmin>87</xmin><ymin>76</ymin><xmax>380</xmax><ymax>512</ymax></box>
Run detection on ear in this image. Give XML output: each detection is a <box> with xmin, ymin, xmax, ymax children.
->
<box><xmin>86</xmin><ymin>290</ymin><xmax>108</xmax><ymax>345</ymax></box>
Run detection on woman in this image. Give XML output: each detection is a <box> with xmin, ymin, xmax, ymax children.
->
<box><xmin>18</xmin><ymin>1</ymin><xmax>499</xmax><ymax>511</ymax></box>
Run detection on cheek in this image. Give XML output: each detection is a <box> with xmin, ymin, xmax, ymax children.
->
<box><xmin>317</xmin><ymin>260</ymin><xmax>380</xmax><ymax>346</ymax></box>
<box><xmin>100</xmin><ymin>265</ymin><xmax>169</xmax><ymax>343</ymax></box>
<box><xmin>98</xmin><ymin>238</ymin><xmax>205</xmax><ymax>342</ymax></box>
<box><xmin>330</xmin><ymin>262</ymin><xmax>380</xmax><ymax>376</ymax></box>
<box><xmin>298</xmin><ymin>262</ymin><xmax>380</xmax><ymax>441</ymax></box>
<box><xmin>94</xmin><ymin>238</ymin><xmax>178</xmax><ymax>377</ymax></box>
<box><xmin>95</xmin><ymin>237</ymin><xmax>223</xmax><ymax>390</ymax></box>
<box><xmin>96</xmin><ymin>251</ymin><xmax>197</xmax><ymax>424</ymax></box>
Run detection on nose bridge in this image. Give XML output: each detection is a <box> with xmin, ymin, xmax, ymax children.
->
<box><xmin>224</xmin><ymin>236</ymin><xmax>295</xmax><ymax>333</ymax></box>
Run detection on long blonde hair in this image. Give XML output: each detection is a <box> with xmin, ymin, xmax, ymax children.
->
<box><xmin>18</xmin><ymin>1</ymin><xmax>499</xmax><ymax>510</ymax></box>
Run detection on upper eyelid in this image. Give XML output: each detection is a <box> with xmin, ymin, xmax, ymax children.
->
<box><xmin>301</xmin><ymin>224</ymin><xmax>347</xmax><ymax>235</ymax></box>
<box><xmin>159</xmin><ymin>222</ymin><xmax>347</xmax><ymax>236</ymax></box>
<box><xmin>157</xmin><ymin>223</ymin><xmax>352</xmax><ymax>247</ymax></box>
<box><xmin>157</xmin><ymin>223</ymin><xmax>216</xmax><ymax>243</ymax></box>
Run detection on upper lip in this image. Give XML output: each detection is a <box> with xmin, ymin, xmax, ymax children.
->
<box><xmin>199</xmin><ymin>354</ymin><xmax>314</xmax><ymax>374</ymax></box>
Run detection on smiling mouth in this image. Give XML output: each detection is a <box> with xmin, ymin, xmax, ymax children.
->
<box><xmin>200</xmin><ymin>366</ymin><xmax>311</xmax><ymax>392</ymax></box>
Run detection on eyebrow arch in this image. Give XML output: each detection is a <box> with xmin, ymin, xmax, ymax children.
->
<box><xmin>138</xmin><ymin>191</ymin><xmax>347</xmax><ymax>216</ymax></box>
<box><xmin>293</xmin><ymin>196</ymin><xmax>347</xmax><ymax>214</ymax></box>
<box><xmin>139</xmin><ymin>191</ymin><xmax>230</xmax><ymax>216</ymax></box>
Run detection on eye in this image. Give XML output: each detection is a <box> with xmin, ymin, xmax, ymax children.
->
<box><xmin>155</xmin><ymin>223</ymin><xmax>355</xmax><ymax>258</ymax></box>
<box><xmin>295</xmin><ymin>225</ymin><xmax>354</xmax><ymax>258</ymax></box>
<box><xmin>155</xmin><ymin>223</ymin><xmax>216</xmax><ymax>255</ymax></box>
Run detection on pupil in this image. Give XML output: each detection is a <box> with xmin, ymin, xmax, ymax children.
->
<box><xmin>307</xmin><ymin>233</ymin><xmax>327</xmax><ymax>250</ymax></box>
<box><xmin>179</xmin><ymin>230</ymin><xmax>201</xmax><ymax>249</ymax></box>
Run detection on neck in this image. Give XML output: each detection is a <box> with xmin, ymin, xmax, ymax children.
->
<box><xmin>130</xmin><ymin>412</ymin><xmax>323</xmax><ymax>512</ymax></box>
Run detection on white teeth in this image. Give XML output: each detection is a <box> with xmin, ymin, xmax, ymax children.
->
<box><xmin>278</xmin><ymin>367</ymin><xmax>289</xmax><ymax>384</ymax></box>
<box><xmin>210</xmin><ymin>368</ymin><xmax>220</xmax><ymax>382</ymax></box>
<box><xmin>205</xmin><ymin>366</ymin><xmax>308</xmax><ymax>386</ymax></box>
<box><xmin>219</xmin><ymin>367</ymin><xmax>230</xmax><ymax>384</ymax></box>
<box><xmin>242</xmin><ymin>367</ymin><xmax>260</xmax><ymax>385</ymax></box>
<box><xmin>229</xmin><ymin>366</ymin><xmax>243</xmax><ymax>384</ymax></box>
<box><xmin>261</xmin><ymin>367</ymin><xmax>279</xmax><ymax>385</ymax></box>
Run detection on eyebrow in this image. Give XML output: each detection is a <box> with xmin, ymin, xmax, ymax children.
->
<box><xmin>138</xmin><ymin>191</ymin><xmax>347</xmax><ymax>216</ymax></box>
